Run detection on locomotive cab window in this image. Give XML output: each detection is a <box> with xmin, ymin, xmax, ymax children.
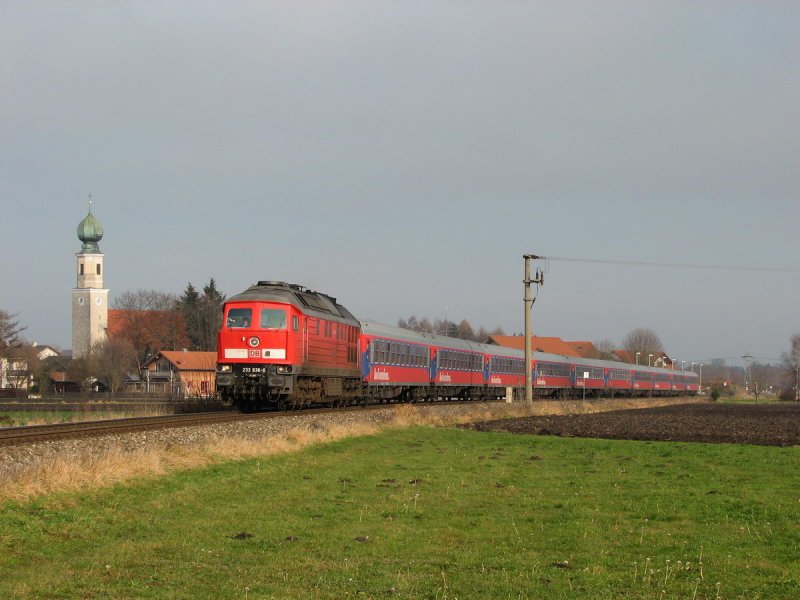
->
<box><xmin>260</xmin><ymin>308</ymin><xmax>287</xmax><ymax>329</ymax></box>
<box><xmin>227</xmin><ymin>308</ymin><xmax>252</xmax><ymax>328</ymax></box>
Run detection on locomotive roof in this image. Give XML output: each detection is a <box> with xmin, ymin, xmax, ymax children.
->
<box><xmin>226</xmin><ymin>281</ymin><xmax>360</xmax><ymax>326</ymax></box>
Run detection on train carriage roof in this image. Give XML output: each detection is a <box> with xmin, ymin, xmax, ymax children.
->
<box><xmin>361</xmin><ymin>322</ymin><xmax>686</xmax><ymax>377</ymax></box>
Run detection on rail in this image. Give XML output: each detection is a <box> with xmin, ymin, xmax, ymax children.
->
<box><xmin>0</xmin><ymin>411</ymin><xmax>248</xmax><ymax>447</ymax></box>
<box><xmin>0</xmin><ymin>399</ymin><xmax>499</xmax><ymax>447</ymax></box>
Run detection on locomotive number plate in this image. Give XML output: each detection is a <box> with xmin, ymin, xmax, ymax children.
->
<box><xmin>241</xmin><ymin>366</ymin><xmax>267</xmax><ymax>374</ymax></box>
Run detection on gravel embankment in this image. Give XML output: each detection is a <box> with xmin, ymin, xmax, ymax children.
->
<box><xmin>0</xmin><ymin>398</ymin><xmax>701</xmax><ymax>472</ymax></box>
<box><xmin>0</xmin><ymin>403</ymin><xmax>476</xmax><ymax>469</ymax></box>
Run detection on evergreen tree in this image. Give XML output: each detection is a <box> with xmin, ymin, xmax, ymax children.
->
<box><xmin>176</xmin><ymin>280</ymin><xmax>225</xmax><ymax>350</ymax></box>
<box><xmin>198</xmin><ymin>279</ymin><xmax>225</xmax><ymax>350</ymax></box>
<box><xmin>0</xmin><ymin>309</ymin><xmax>25</xmax><ymax>350</ymax></box>
<box><xmin>177</xmin><ymin>282</ymin><xmax>202</xmax><ymax>349</ymax></box>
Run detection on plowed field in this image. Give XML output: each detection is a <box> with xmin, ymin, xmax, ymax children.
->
<box><xmin>463</xmin><ymin>402</ymin><xmax>800</xmax><ymax>446</ymax></box>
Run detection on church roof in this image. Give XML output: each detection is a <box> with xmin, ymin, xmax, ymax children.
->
<box><xmin>77</xmin><ymin>205</ymin><xmax>103</xmax><ymax>253</ymax></box>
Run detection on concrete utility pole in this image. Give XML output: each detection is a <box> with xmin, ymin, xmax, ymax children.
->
<box><xmin>794</xmin><ymin>346</ymin><xmax>800</xmax><ymax>402</ymax></box>
<box><xmin>523</xmin><ymin>254</ymin><xmax>544</xmax><ymax>404</ymax></box>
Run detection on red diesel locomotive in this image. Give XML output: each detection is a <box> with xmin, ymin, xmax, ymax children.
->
<box><xmin>215</xmin><ymin>281</ymin><xmax>362</xmax><ymax>410</ymax></box>
<box><xmin>216</xmin><ymin>281</ymin><xmax>699</xmax><ymax>411</ymax></box>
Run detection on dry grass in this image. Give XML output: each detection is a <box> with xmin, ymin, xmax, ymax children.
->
<box><xmin>0</xmin><ymin>397</ymin><xmax>698</xmax><ymax>503</ymax></box>
<box><xmin>4</xmin><ymin>406</ymin><xmax>172</xmax><ymax>427</ymax></box>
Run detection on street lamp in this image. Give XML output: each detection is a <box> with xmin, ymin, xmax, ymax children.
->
<box><xmin>648</xmin><ymin>353</ymin><xmax>653</xmax><ymax>366</ymax></box>
<box><xmin>699</xmin><ymin>363</ymin><xmax>704</xmax><ymax>392</ymax></box>
<box><xmin>636</xmin><ymin>352</ymin><xmax>641</xmax><ymax>365</ymax></box>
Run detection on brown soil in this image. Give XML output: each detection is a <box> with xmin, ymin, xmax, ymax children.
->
<box><xmin>463</xmin><ymin>402</ymin><xmax>800</xmax><ymax>446</ymax></box>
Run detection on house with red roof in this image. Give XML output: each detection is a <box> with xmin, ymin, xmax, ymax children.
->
<box><xmin>487</xmin><ymin>335</ymin><xmax>582</xmax><ymax>357</ymax></box>
<box><xmin>142</xmin><ymin>350</ymin><xmax>217</xmax><ymax>397</ymax></box>
<box><xmin>566</xmin><ymin>341</ymin><xmax>600</xmax><ymax>358</ymax></box>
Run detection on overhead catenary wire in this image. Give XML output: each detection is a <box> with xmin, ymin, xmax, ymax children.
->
<box><xmin>545</xmin><ymin>256</ymin><xmax>799</xmax><ymax>273</ymax></box>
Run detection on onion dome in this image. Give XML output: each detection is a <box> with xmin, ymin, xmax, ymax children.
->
<box><xmin>77</xmin><ymin>206</ymin><xmax>103</xmax><ymax>253</ymax></box>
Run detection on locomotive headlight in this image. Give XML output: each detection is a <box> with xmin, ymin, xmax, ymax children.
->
<box><xmin>218</xmin><ymin>364</ymin><xmax>232</xmax><ymax>373</ymax></box>
<box><xmin>248</xmin><ymin>336</ymin><xmax>260</xmax><ymax>348</ymax></box>
<box><xmin>277</xmin><ymin>365</ymin><xmax>293</xmax><ymax>374</ymax></box>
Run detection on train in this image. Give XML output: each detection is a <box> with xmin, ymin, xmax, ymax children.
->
<box><xmin>215</xmin><ymin>281</ymin><xmax>699</xmax><ymax>411</ymax></box>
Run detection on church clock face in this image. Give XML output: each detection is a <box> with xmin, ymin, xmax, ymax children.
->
<box><xmin>95</xmin><ymin>297</ymin><xmax>102</xmax><ymax>305</ymax></box>
<box><xmin>77</xmin><ymin>297</ymin><xmax>85</xmax><ymax>305</ymax></box>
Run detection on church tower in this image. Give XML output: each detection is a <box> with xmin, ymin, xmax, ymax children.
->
<box><xmin>71</xmin><ymin>201</ymin><xmax>109</xmax><ymax>359</ymax></box>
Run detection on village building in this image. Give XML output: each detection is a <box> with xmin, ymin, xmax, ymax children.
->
<box><xmin>142</xmin><ymin>351</ymin><xmax>217</xmax><ymax>397</ymax></box>
<box><xmin>0</xmin><ymin>344</ymin><xmax>60</xmax><ymax>391</ymax></box>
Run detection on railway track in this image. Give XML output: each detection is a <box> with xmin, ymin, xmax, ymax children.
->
<box><xmin>0</xmin><ymin>411</ymin><xmax>251</xmax><ymax>447</ymax></box>
<box><xmin>0</xmin><ymin>400</ymin><xmax>501</xmax><ymax>448</ymax></box>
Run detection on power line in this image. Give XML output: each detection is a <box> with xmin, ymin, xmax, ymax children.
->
<box><xmin>545</xmin><ymin>256</ymin><xmax>799</xmax><ymax>273</ymax></box>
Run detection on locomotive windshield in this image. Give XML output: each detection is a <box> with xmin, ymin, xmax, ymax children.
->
<box><xmin>260</xmin><ymin>308</ymin><xmax>287</xmax><ymax>330</ymax></box>
<box><xmin>226</xmin><ymin>308</ymin><xmax>252</xmax><ymax>328</ymax></box>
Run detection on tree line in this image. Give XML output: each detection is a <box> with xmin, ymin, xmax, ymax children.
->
<box><xmin>396</xmin><ymin>315</ymin><xmax>505</xmax><ymax>342</ymax></box>
<box><xmin>110</xmin><ymin>279</ymin><xmax>226</xmax><ymax>370</ymax></box>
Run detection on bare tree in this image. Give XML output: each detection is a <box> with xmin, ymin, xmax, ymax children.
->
<box><xmin>397</xmin><ymin>314</ymin><xmax>503</xmax><ymax>340</ymax></box>
<box><xmin>113</xmin><ymin>290</ymin><xmax>178</xmax><ymax>311</ymax></box>
<box><xmin>780</xmin><ymin>333</ymin><xmax>800</xmax><ymax>400</ymax></box>
<box><xmin>66</xmin><ymin>357</ymin><xmax>93</xmax><ymax>392</ymax></box>
<box><xmin>622</xmin><ymin>327</ymin><xmax>664</xmax><ymax>363</ymax></box>
<box><xmin>113</xmin><ymin>308</ymin><xmax>190</xmax><ymax>369</ymax></box>
<box><xmin>113</xmin><ymin>288</ymin><xmax>191</xmax><ymax>366</ymax></box>
<box><xmin>417</xmin><ymin>318</ymin><xmax>435</xmax><ymax>334</ymax></box>
<box><xmin>455</xmin><ymin>319</ymin><xmax>475</xmax><ymax>341</ymax></box>
<box><xmin>592</xmin><ymin>338</ymin><xmax>617</xmax><ymax>360</ymax></box>
<box><xmin>89</xmin><ymin>338</ymin><xmax>138</xmax><ymax>394</ymax></box>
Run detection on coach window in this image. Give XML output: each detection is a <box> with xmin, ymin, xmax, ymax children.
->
<box><xmin>260</xmin><ymin>309</ymin><xmax>287</xmax><ymax>330</ymax></box>
<box><xmin>292</xmin><ymin>316</ymin><xmax>299</xmax><ymax>331</ymax></box>
<box><xmin>227</xmin><ymin>308</ymin><xmax>252</xmax><ymax>328</ymax></box>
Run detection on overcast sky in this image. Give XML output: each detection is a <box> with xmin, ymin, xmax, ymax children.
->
<box><xmin>2</xmin><ymin>1</ymin><xmax>798</xmax><ymax>365</ymax></box>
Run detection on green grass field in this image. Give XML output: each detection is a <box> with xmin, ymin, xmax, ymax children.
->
<box><xmin>1</xmin><ymin>426</ymin><xmax>798</xmax><ymax>599</ymax></box>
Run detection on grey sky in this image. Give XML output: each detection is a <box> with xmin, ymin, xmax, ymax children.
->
<box><xmin>2</xmin><ymin>1</ymin><xmax>798</xmax><ymax>364</ymax></box>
